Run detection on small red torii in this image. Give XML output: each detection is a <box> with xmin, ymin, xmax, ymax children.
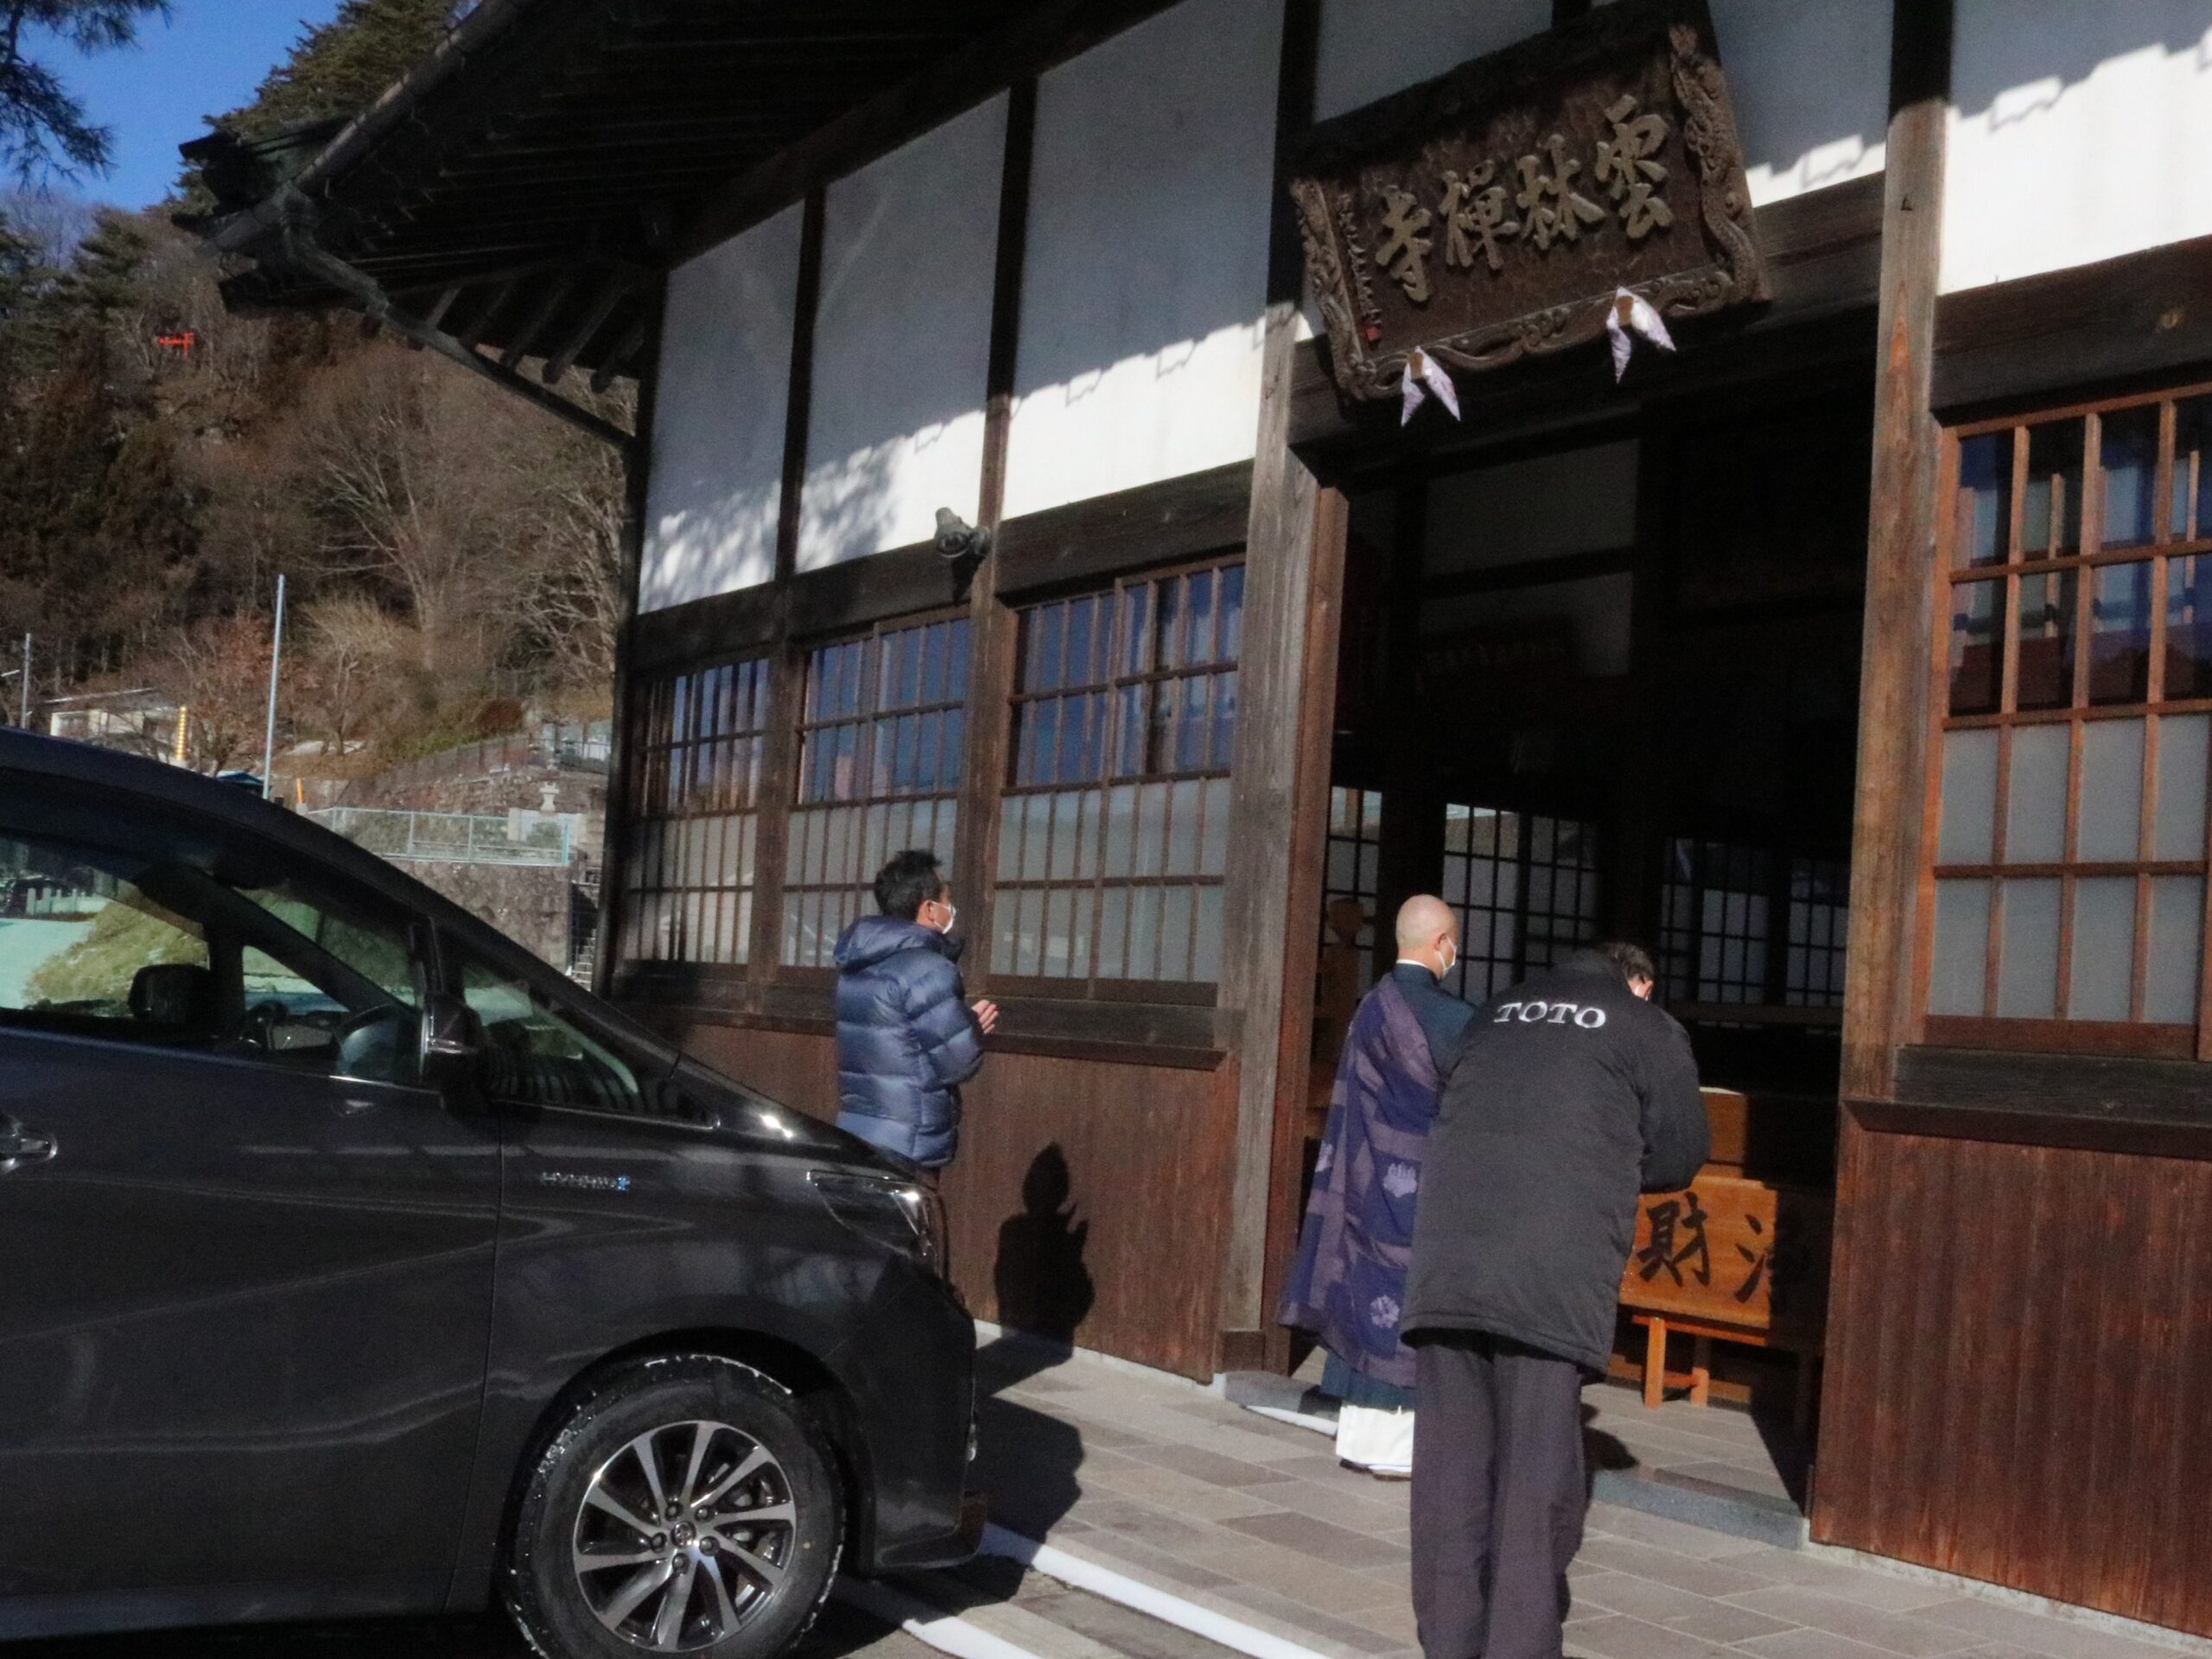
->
<box><xmin>153</xmin><ymin>330</ymin><xmax>196</xmax><ymax>359</ymax></box>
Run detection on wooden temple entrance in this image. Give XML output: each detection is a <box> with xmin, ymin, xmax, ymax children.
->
<box><xmin>1281</xmin><ymin>363</ymin><xmax>1875</xmax><ymax>1440</ymax></box>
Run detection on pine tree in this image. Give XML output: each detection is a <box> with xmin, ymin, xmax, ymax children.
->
<box><xmin>224</xmin><ymin>0</ymin><xmax>459</xmax><ymax>138</ymax></box>
<box><xmin>0</xmin><ymin>1</ymin><xmax>168</xmax><ymax>181</ymax></box>
<box><xmin>46</xmin><ymin>207</ymin><xmax>140</xmax><ymax>317</ymax></box>
<box><xmin>0</xmin><ymin>213</ymin><xmax>48</xmax><ymax>322</ymax></box>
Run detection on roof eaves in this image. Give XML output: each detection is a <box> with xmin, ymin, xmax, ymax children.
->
<box><xmin>207</xmin><ymin>0</ymin><xmax>549</xmax><ymax>257</ymax></box>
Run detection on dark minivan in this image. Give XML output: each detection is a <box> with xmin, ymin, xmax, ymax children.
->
<box><xmin>0</xmin><ymin>731</ymin><xmax>977</xmax><ymax>1656</ymax></box>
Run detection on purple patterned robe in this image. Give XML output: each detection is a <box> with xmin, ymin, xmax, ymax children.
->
<box><xmin>1275</xmin><ymin>974</ymin><xmax>1442</xmax><ymax>1391</ymax></box>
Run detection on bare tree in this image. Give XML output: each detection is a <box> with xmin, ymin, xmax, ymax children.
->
<box><xmin>299</xmin><ymin>350</ymin><xmax>537</xmax><ymax>661</ymax></box>
<box><xmin>517</xmin><ymin>381</ymin><xmax>632</xmax><ymax>696</ymax></box>
<box><xmin>295</xmin><ymin>595</ymin><xmax>391</xmax><ymax>760</ymax></box>
<box><xmin>147</xmin><ymin>611</ymin><xmax>272</xmax><ymax>774</ymax></box>
<box><xmin>0</xmin><ymin>187</ymin><xmax>92</xmax><ymax>264</ymax></box>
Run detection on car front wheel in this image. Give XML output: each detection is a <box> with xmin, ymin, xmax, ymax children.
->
<box><xmin>506</xmin><ymin>1355</ymin><xmax>843</xmax><ymax>1659</ymax></box>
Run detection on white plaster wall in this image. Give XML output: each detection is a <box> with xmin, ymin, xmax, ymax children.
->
<box><xmin>1317</xmin><ymin>0</ymin><xmax>1886</xmax><ymax>206</ymax></box>
<box><xmin>639</xmin><ymin>204</ymin><xmax>804</xmax><ymax>611</ymax></box>
<box><xmin>1313</xmin><ymin>0</ymin><xmax>1550</xmax><ymax>121</ymax></box>
<box><xmin>799</xmin><ymin>97</ymin><xmax>1005</xmax><ymax>570</ymax></box>
<box><xmin>1943</xmin><ymin>1</ymin><xmax>2212</xmax><ymax>292</ymax></box>
<box><xmin>1710</xmin><ymin>0</ymin><xmax>1890</xmax><ymax>206</ymax></box>
<box><xmin>1002</xmin><ymin>0</ymin><xmax>1283</xmax><ymax>521</ymax></box>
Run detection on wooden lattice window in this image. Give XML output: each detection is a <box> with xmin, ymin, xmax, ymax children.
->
<box><xmin>1661</xmin><ymin>839</ymin><xmax>1771</xmax><ymax>1006</ymax></box>
<box><xmin>1785</xmin><ymin>855</ymin><xmax>1851</xmax><ymax>1008</ymax></box>
<box><xmin>1322</xmin><ymin>787</ymin><xmax>1384</xmax><ymax>993</ymax></box>
<box><xmin>992</xmin><ymin>559</ymin><xmax>1243</xmax><ymax>988</ymax></box>
<box><xmin>1659</xmin><ymin>841</ymin><xmax>1848</xmax><ymax>1012</ymax></box>
<box><xmin>1441</xmin><ymin>806</ymin><xmax>1603</xmax><ymax>1002</ymax></box>
<box><xmin>1921</xmin><ymin>385</ymin><xmax>2212</xmax><ymax>1058</ymax></box>
<box><xmin>622</xmin><ymin>658</ymin><xmax>769</xmax><ymax>965</ymax></box>
<box><xmin>782</xmin><ymin>613</ymin><xmax>969</xmax><ymax>969</ymax></box>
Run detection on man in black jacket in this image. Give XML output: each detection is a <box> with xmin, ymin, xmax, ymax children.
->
<box><xmin>1404</xmin><ymin>943</ymin><xmax>1707</xmax><ymax>1659</ymax></box>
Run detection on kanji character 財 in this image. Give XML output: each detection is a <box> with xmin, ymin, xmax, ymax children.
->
<box><xmin>1514</xmin><ymin>134</ymin><xmax>1605</xmax><ymax>251</ymax></box>
<box><xmin>1373</xmin><ymin>186</ymin><xmax>1435</xmax><ymax>303</ymax></box>
<box><xmin>1439</xmin><ymin>163</ymin><xmax>1519</xmax><ymax>273</ymax></box>
<box><xmin>1635</xmin><ymin>1189</ymin><xmax>1713</xmax><ymax>1287</ymax></box>
<box><xmin>1595</xmin><ymin>93</ymin><xmax>1675</xmax><ymax>239</ymax></box>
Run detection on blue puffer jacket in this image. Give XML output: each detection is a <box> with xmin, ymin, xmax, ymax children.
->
<box><xmin>832</xmin><ymin>914</ymin><xmax>984</xmax><ymax>1168</ymax></box>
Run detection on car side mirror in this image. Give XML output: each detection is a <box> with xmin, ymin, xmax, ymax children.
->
<box><xmin>421</xmin><ymin>991</ymin><xmax>481</xmax><ymax>1081</ymax></box>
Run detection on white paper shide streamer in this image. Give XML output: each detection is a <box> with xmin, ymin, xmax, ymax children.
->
<box><xmin>1605</xmin><ymin>286</ymin><xmax>1675</xmax><ymax>382</ymax></box>
<box><xmin>1399</xmin><ymin>346</ymin><xmax>1462</xmax><ymax>426</ymax></box>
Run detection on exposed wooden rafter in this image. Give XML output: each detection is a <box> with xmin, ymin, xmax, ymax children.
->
<box><xmin>196</xmin><ymin>0</ymin><xmax>1055</xmax><ymax>385</ymax></box>
<box><xmin>281</xmin><ymin>230</ymin><xmax>637</xmax><ymax>448</ymax></box>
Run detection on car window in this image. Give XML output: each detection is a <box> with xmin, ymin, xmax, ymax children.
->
<box><xmin>238</xmin><ymin>883</ymin><xmax>422</xmax><ymax>1008</ymax></box>
<box><xmin>0</xmin><ymin>819</ymin><xmax>425</xmax><ymax>1088</ymax></box>
<box><xmin>454</xmin><ymin>946</ymin><xmax>648</xmax><ymax>1115</ymax></box>
<box><xmin>0</xmin><ymin>861</ymin><xmax>208</xmax><ymax>1023</ymax></box>
<box><xmin>241</xmin><ymin>946</ymin><xmax>349</xmax><ymax>1021</ymax></box>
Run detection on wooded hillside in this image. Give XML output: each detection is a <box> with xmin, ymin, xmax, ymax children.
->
<box><xmin>1</xmin><ymin>0</ymin><xmax>628</xmax><ymax>773</ymax></box>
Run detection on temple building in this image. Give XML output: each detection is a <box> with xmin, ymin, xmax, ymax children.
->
<box><xmin>194</xmin><ymin>0</ymin><xmax>2212</xmax><ymax>1639</ymax></box>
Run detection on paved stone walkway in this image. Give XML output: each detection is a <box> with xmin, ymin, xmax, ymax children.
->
<box><xmin>1582</xmin><ymin>1382</ymin><xmax>1802</xmax><ymax>1505</ymax></box>
<box><xmin>1257</xmin><ymin>1344</ymin><xmax>1812</xmax><ymax>1536</ymax></box>
<box><xmin>972</xmin><ymin>1336</ymin><xmax>2205</xmax><ymax>1659</ymax></box>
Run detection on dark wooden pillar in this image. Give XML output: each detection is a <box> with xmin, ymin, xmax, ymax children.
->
<box><xmin>1373</xmin><ymin>467</ymin><xmax>1440</xmax><ymax>976</ymax></box>
<box><xmin>1819</xmin><ymin>0</ymin><xmax>1954</xmax><ymax>1541</ymax></box>
<box><xmin>746</xmin><ymin>190</ymin><xmax>826</xmax><ymax>977</ymax></box>
<box><xmin>1611</xmin><ymin>398</ymin><xmax>1674</xmax><ymax>949</ymax></box>
<box><xmin>1257</xmin><ymin>485</ymin><xmax>1350</xmax><ymax>1373</ymax></box>
<box><xmin>1217</xmin><ymin>0</ymin><xmax>1324</xmax><ymax>1369</ymax></box>
<box><xmin>953</xmin><ymin>80</ymin><xmax>1038</xmax><ymax>991</ymax></box>
<box><xmin>594</xmin><ymin>280</ymin><xmax>668</xmax><ymax>999</ymax></box>
<box><xmin>1838</xmin><ymin>0</ymin><xmax>1953</xmax><ymax>1102</ymax></box>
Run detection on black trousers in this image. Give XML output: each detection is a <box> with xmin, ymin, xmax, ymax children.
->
<box><xmin>1410</xmin><ymin>1332</ymin><xmax>1586</xmax><ymax>1659</ymax></box>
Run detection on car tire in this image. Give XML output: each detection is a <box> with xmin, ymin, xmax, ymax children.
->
<box><xmin>505</xmin><ymin>1354</ymin><xmax>844</xmax><ymax>1659</ymax></box>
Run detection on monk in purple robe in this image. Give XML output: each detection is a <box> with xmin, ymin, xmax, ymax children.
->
<box><xmin>1280</xmin><ymin>895</ymin><xmax>1471</xmax><ymax>1476</ymax></box>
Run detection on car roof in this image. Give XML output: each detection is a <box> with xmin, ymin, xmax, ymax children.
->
<box><xmin>2</xmin><ymin>727</ymin><xmax>401</xmax><ymax>883</ymax></box>
<box><xmin>0</xmin><ymin>729</ymin><xmax>545</xmax><ymax>973</ymax></box>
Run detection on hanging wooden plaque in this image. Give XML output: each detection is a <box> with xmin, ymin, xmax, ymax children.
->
<box><xmin>1290</xmin><ymin>0</ymin><xmax>1769</xmax><ymax>403</ymax></box>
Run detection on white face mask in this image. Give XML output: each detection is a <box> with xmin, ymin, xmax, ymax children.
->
<box><xmin>936</xmin><ymin>901</ymin><xmax>958</xmax><ymax>936</ymax></box>
<box><xmin>1441</xmin><ymin>940</ymin><xmax>1459</xmax><ymax>977</ymax></box>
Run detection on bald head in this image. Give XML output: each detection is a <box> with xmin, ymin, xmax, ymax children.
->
<box><xmin>1395</xmin><ymin>894</ymin><xmax>1459</xmax><ymax>977</ymax></box>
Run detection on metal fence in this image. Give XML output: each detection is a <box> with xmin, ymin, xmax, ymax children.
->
<box><xmin>362</xmin><ymin>720</ymin><xmax>613</xmax><ymax>798</ymax></box>
<box><xmin>309</xmin><ymin>806</ymin><xmax>575</xmax><ymax>868</ymax></box>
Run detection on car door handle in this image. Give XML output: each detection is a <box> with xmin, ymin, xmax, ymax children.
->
<box><xmin>0</xmin><ymin>1126</ymin><xmax>56</xmax><ymax>1172</ymax></box>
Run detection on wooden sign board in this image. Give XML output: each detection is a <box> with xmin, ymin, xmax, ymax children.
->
<box><xmin>1618</xmin><ymin>1172</ymin><xmax>1831</xmax><ymax>1345</ymax></box>
<box><xmin>1417</xmin><ymin>620</ymin><xmax>1579</xmax><ymax>702</ymax></box>
<box><xmin>1289</xmin><ymin>0</ymin><xmax>1768</xmax><ymax>403</ymax></box>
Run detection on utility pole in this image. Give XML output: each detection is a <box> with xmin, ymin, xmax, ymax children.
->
<box><xmin>260</xmin><ymin>575</ymin><xmax>286</xmax><ymax>800</ymax></box>
<box><xmin>16</xmin><ymin>633</ymin><xmax>27</xmax><ymax>728</ymax></box>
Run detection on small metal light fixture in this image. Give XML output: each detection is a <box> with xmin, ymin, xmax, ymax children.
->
<box><xmin>933</xmin><ymin>507</ymin><xmax>992</xmax><ymax>563</ymax></box>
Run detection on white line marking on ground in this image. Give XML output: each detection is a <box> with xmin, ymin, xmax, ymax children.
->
<box><xmin>836</xmin><ymin>1577</ymin><xmax>1048</xmax><ymax>1659</ymax></box>
<box><xmin>979</xmin><ymin>1525</ymin><xmax>1337</xmax><ymax>1659</ymax></box>
<box><xmin>1241</xmin><ymin>1404</ymin><xmax>1336</xmax><ymax>1437</ymax></box>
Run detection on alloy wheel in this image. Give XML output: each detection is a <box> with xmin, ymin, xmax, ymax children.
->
<box><xmin>570</xmin><ymin>1418</ymin><xmax>798</xmax><ymax>1652</ymax></box>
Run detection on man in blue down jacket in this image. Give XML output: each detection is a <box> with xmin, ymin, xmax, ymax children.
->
<box><xmin>833</xmin><ymin>849</ymin><xmax>998</xmax><ymax>1174</ymax></box>
<box><xmin>1404</xmin><ymin>942</ymin><xmax>1707</xmax><ymax>1659</ymax></box>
